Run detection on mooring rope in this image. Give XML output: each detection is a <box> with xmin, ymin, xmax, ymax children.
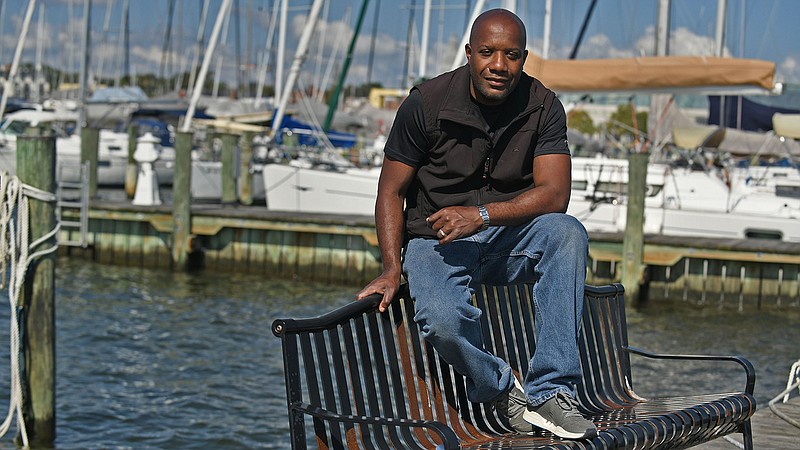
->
<box><xmin>0</xmin><ymin>172</ymin><xmax>60</xmax><ymax>448</ymax></box>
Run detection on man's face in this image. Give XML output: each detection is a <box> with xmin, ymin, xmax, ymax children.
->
<box><xmin>466</xmin><ymin>17</ymin><xmax>527</xmax><ymax>106</ymax></box>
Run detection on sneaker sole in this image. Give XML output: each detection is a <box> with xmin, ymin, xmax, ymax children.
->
<box><xmin>522</xmin><ymin>410</ymin><xmax>597</xmax><ymax>440</ymax></box>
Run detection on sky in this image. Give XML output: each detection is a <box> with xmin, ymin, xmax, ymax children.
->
<box><xmin>1</xmin><ymin>0</ymin><xmax>799</xmax><ymax>97</ymax></box>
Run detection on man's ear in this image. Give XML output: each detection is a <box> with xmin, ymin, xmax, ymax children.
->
<box><xmin>465</xmin><ymin>43</ymin><xmax>472</xmax><ymax>62</ymax></box>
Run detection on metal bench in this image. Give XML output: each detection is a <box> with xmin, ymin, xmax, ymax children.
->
<box><xmin>272</xmin><ymin>283</ymin><xmax>756</xmax><ymax>449</ymax></box>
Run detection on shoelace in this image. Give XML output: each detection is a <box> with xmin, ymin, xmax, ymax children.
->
<box><xmin>554</xmin><ymin>392</ymin><xmax>583</xmax><ymax>418</ymax></box>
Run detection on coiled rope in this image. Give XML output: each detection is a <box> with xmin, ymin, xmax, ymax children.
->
<box><xmin>0</xmin><ymin>171</ymin><xmax>60</xmax><ymax>447</ymax></box>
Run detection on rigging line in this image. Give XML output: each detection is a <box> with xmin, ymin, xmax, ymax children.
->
<box><xmin>569</xmin><ymin>0</ymin><xmax>598</xmax><ymax>59</ymax></box>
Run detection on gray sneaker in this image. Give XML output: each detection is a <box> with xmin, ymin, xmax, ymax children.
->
<box><xmin>489</xmin><ymin>378</ymin><xmax>534</xmax><ymax>434</ymax></box>
<box><xmin>522</xmin><ymin>392</ymin><xmax>597</xmax><ymax>439</ymax></box>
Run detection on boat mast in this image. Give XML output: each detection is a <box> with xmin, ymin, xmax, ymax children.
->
<box><xmin>255</xmin><ymin>0</ymin><xmax>279</xmax><ymax>105</ymax></box>
<box><xmin>449</xmin><ymin>0</ymin><xmax>486</xmax><ymax>71</ymax></box>
<box><xmin>76</xmin><ymin>0</ymin><xmax>91</xmax><ymax>134</ymax></box>
<box><xmin>181</xmin><ymin>0</ymin><xmax>232</xmax><ymax>133</ymax></box>
<box><xmin>715</xmin><ymin>0</ymin><xmax>727</xmax><ymax>57</ymax></box>
<box><xmin>419</xmin><ymin>0</ymin><xmax>431</xmax><ymax>80</ymax></box>
<box><xmin>270</xmin><ymin>0</ymin><xmax>326</xmax><ymax>136</ymax></box>
<box><xmin>322</xmin><ymin>0</ymin><xmax>370</xmax><ymax>133</ymax></box>
<box><xmin>542</xmin><ymin>0</ymin><xmax>552</xmax><ymax>59</ymax></box>
<box><xmin>34</xmin><ymin>2</ymin><xmax>44</xmax><ymax>103</ymax></box>
<box><xmin>275</xmin><ymin>0</ymin><xmax>287</xmax><ymax>106</ymax></box>
<box><xmin>186</xmin><ymin>0</ymin><xmax>210</xmax><ymax>98</ymax></box>
<box><xmin>0</xmin><ymin>0</ymin><xmax>37</xmax><ymax>122</ymax></box>
<box><xmin>123</xmin><ymin>0</ymin><xmax>129</xmax><ymax>85</ymax></box>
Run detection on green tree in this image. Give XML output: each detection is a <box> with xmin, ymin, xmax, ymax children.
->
<box><xmin>567</xmin><ymin>109</ymin><xmax>597</xmax><ymax>135</ymax></box>
<box><xmin>606</xmin><ymin>103</ymin><xmax>647</xmax><ymax>144</ymax></box>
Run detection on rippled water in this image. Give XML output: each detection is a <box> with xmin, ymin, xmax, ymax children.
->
<box><xmin>0</xmin><ymin>259</ymin><xmax>795</xmax><ymax>448</ymax></box>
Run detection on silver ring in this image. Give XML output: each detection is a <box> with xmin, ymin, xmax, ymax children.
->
<box><xmin>439</xmin><ymin>229</ymin><xmax>447</xmax><ymax>238</ymax></box>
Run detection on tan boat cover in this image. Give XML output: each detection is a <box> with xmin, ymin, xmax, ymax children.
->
<box><xmin>523</xmin><ymin>54</ymin><xmax>776</xmax><ymax>93</ymax></box>
<box><xmin>772</xmin><ymin>113</ymin><xmax>800</xmax><ymax>139</ymax></box>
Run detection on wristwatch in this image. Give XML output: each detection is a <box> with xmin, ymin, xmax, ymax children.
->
<box><xmin>477</xmin><ymin>204</ymin><xmax>490</xmax><ymax>230</ymax></box>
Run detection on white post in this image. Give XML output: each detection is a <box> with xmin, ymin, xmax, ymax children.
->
<box><xmin>450</xmin><ymin>0</ymin><xmax>487</xmax><ymax>71</ymax></box>
<box><xmin>419</xmin><ymin>0</ymin><xmax>431</xmax><ymax>79</ymax></box>
<box><xmin>0</xmin><ymin>0</ymin><xmax>37</xmax><ymax>122</ymax></box>
<box><xmin>271</xmin><ymin>0</ymin><xmax>326</xmax><ymax>135</ymax></box>
<box><xmin>181</xmin><ymin>0</ymin><xmax>232</xmax><ymax>133</ymax></box>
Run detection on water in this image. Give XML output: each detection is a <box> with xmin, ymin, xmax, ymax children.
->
<box><xmin>0</xmin><ymin>259</ymin><xmax>795</xmax><ymax>449</ymax></box>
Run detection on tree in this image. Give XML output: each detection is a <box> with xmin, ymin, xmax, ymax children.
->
<box><xmin>606</xmin><ymin>103</ymin><xmax>647</xmax><ymax>146</ymax></box>
<box><xmin>567</xmin><ymin>109</ymin><xmax>597</xmax><ymax>135</ymax></box>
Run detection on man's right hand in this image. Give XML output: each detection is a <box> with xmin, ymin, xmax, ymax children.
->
<box><xmin>355</xmin><ymin>272</ymin><xmax>401</xmax><ymax>313</ymax></box>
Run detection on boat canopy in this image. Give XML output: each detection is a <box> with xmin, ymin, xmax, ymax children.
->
<box><xmin>672</xmin><ymin>124</ymin><xmax>800</xmax><ymax>157</ymax></box>
<box><xmin>523</xmin><ymin>54</ymin><xmax>777</xmax><ymax>95</ymax></box>
<box><xmin>773</xmin><ymin>113</ymin><xmax>800</xmax><ymax>139</ymax></box>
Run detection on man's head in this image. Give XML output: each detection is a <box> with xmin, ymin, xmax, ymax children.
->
<box><xmin>465</xmin><ymin>9</ymin><xmax>528</xmax><ymax>106</ymax></box>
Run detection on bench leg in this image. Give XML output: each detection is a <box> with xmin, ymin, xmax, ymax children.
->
<box><xmin>741</xmin><ymin>420</ymin><xmax>754</xmax><ymax>450</ymax></box>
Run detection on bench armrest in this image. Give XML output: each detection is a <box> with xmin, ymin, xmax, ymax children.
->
<box><xmin>623</xmin><ymin>346</ymin><xmax>756</xmax><ymax>395</ymax></box>
<box><xmin>291</xmin><ymin>402</ymin><xmax>460</xmax><ymax>449</ymax></box>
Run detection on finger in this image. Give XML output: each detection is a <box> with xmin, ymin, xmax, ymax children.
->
<box><xmin>355</xmin><ymin>283</ymin><xmax>384</xmax><ymax>300</ymax></box>
<box><xmin>378</xmin><ymin>289</ymin><xmax>396</xmax><ymax>312</ymax></box>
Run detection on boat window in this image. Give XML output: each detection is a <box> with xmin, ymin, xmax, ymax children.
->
<box><xmin>776</xmin><ymin>185</ymin><xmax>800</xmax><ymax>199</ymax></box>
<box><xmin>744</xmin><ymin>229</ymin><xmax>782</xmax><ymax>240</ymax></box>
<box><xmin>572</xmin><ymin>180</ymin><xmax>588</xmax><ymax>190</ymax></box>
<box><xmin>593</xmin><ymin>182</ymin><xmax>663</xmax><ymax>197</ymax></box>
<box><xmin>1</xmin><ymin>120</ymin><xmax>30</xmax><ymax>136</ymax></box>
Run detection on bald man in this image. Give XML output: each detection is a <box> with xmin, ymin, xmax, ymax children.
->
<box><xmin>357</xmin><ymin>8</ymin><xmax>596</xmax><ymax>440</ymax></box>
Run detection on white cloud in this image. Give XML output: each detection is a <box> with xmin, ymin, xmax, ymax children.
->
<box><xmin>777</xmin><ymin>56</ymin><xmax>800</xmax><ymax>83</ymax></box>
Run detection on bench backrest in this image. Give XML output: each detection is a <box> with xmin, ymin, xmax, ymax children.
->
<box><xmin>273</xmin><ymin>283</ymin><xmax>636</xmax><ymax>449</ymax></box>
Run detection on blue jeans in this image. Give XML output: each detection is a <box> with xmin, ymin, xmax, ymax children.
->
<box><xmin>403</xmin><ymin>213</ymin><xmax>588</xmax><ymax>406</ymax></box>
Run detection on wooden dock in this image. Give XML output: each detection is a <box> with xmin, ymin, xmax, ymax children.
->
<box><xmin>696</xmin><ymin>396</ymin><xmax>800</xmax><ymax>449</ymax></box>
<box><xmin>58</xmin><ymin>199</ymin><xmax>800</xmax><ymax>308</ymax></box>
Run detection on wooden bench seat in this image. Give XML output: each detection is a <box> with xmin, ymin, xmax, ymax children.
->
<box><xmin>272</xmin><ymin>283</ymin><xmax>756</xmax><ymax>449</ymax></box>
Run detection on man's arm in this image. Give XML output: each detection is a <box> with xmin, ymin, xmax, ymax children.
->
<box><xmin>428</xmin><ymin>153</ymin><xmax>572</xmax><ymax>243</ymax></box>
<box><xmin>355</xmin><ymin>157</ymin><xmax>417</xmax><ymax>312</ymax></box>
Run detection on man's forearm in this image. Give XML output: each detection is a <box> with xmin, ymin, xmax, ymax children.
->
<box><xmin>375</xmin><ymin>195</ymin><xmax>406</xmax><ymax>276</ymax></box>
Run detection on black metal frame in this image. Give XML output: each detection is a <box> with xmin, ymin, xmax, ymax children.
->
<box><xmin>273</xmin><ymin>283</ymin><xmax>756</xmax><ymax>449</ymax></box>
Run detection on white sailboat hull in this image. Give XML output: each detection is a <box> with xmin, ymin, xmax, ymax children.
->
<box><xmin>262</xmin><ymin>163</ymin><xmax>380</xmax><ymax>215</ymax></box>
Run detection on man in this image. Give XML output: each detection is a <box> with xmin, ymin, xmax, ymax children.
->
<box><xmin>355</xmin><ymin>8</ymin><xmax>596</xmax><ymax>440</ymax></box>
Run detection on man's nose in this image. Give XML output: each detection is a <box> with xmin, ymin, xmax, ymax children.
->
<box><xmin>488</xmin><ymin>52</ymin><xmax>507</xmax><ymax>71</ymax></box>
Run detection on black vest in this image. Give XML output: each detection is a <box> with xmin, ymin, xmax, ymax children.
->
<box><xmin>406</xmin><ymin>65</ymin><xmax>556</xmax><ymax>238</ymax></box>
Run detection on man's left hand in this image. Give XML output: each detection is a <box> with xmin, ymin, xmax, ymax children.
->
<box><xmin>426</xmin><ymin>206</ymin><xmax>483</xmax><ymax>244</ymax></box>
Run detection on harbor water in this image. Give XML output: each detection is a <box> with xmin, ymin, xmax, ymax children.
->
<box><xmin>0</xmin><ymin>258</ymin><xmax>796</xmax><ymax>449</ymax></box>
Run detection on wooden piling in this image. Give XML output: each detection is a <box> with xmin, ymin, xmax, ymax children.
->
<box><xmin>80</xmin><ymin>127</ymin><xmax>100</xmax><ymax>198</ymax></box>
<box><xmin>16</xmin><ymin>130</ymin><xmax>57</xmax><ymax>445</ymax></box>
<box><xmin>622</xmin><ymin>152</ymin><xmax>648</xmax><ymax>303</ymax></box>
<box><xmin>239</xmin><ymin>131</ymin><xmax>254</xmax><ymax>206</ymax></box>
<box><xmin>172</xmin><ymin>132</ymin><xmax>193</xmax><ymax>270</ymax></box>
<box><xmin>125</xmin><ymin>124</ymin><xmax>138</xmax><ymax>198</ymax></box>
<box><xmin>220</xmin><ymin>133</ymin><xmax>238</xmax><ymax>204</ymax></box>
